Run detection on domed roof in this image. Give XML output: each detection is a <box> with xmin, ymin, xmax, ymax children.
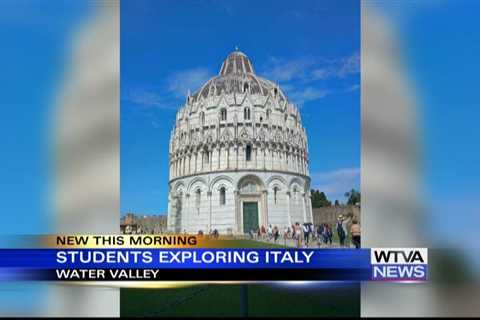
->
<box><xmin>220</xmin><ymin>50</ymin><xmax>255</xmax><ymax>75</ymax></box>
<box><xmin>191</xmin><ymin>50</ymin><xmax>287</xmax><ymax>103</ymax></box>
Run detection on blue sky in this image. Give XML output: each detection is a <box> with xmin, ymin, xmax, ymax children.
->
<box><xmin>0</xmin><ymin>1</ymin><xmax>89</xmax><ymax>234</ymax></box>
<box><xmin>375</xmin><ymin>1</ymin><xmax>480</xmax><ymax>267</ymax></box>
<box><xmin>121</xmin><ymin>0</ymin><xmax>360</xmax><ymax>214</ymax></box>
<box><xmin>0</xmin><ymin>0</ymin><xmax>90</xmax><ymax>312</ymax></box>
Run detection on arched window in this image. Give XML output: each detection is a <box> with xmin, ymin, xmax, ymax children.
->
<box><xmin>195</xmin><ymin>189</ymin><xmax>201</xmax><ymax>209</ymax></box>
<box><xmin>219</xmin><ymin>187</ymin><xmax>226</xmax><ymax>205</ymax></box>
<box><xmin>284</xmin><ymin>113</ymin><xmax>288</xmax><ymax>122</ymax></box>
<box><xmin>293</xmin><ymin>187</ymin><xmax>298</xmax><ymax>201</ymax></box>
<box><xmin>246</xmin><ymin>144</ymin><xmax>252</xmax><ymax>161</ymax></box>
<box><xmin>244</xmin><ymin>107</ymin><xmax>250</xmax><ymax>120</ymax></box>
<box><xmin>220</xmin><ymin>108</ymin><xmax>227</xmax><ymax>121</ymax></box>
<box><xmin>240</xmin><ymin>181</ymin><xmax>258</xmax><ymax>193</ymax></box>
<box><xmin>204</xmin><ymin>150</ymin><xmax>209</xmax><ymax>164</ymax></box>
<box><xmin>266</xmin><ymin>109</ymin><xmax>271</xmax><ymax>120</ymax></box>
<box><xmin>273</xmin><ymin>186</ymin><xmax>278</xmax><ymax>204</ymax></box>
<box><xmin>200</xmin><ymin>112</ymin><xmax>205</xmax><ymax>126</ymax></box>
<box><xmin>244</xmin><ymin>82</ymin><xmax>249</xmax><ymax>93</ymax></box>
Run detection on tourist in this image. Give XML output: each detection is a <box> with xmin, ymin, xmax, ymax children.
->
<box><xmin>261</xmin><ymin>225</ymin><xmax>266</xmax><ymax>240</ymax></box>
<box><xmin>326</xmin><ymin>224</ymin><xmax>333</xmax><ymax>245</ymax></box>
<box><xmin>267</xmin><ymin>224</ymin><xmax>273</xmax><ymax>241</ymax></box>
<box><xmin>350</xmin><ymin>219</ymin><xmax>361</xmax><ymax>249</ymax></box>
<box><xmin>336</xmin><ymin>215</ymin><xmax>350</xmax><ymax>247</ymax></box>
<box><xmin>316</xmin><ymin>224</ymin><xmax>324</xmax><ymax>247</ymax></box>
<box><xmin>302</xmin><ymin>223</ymin><xmax>310</xmax><ymax>247</ymax></box>
<box><xmin>294</xmin><ymin>222</ymin><xmax>302</xmax><ymax>247</ymax></box>
<box><xmin>283</xmin><ymin>226</ymin><xmax>289</xmax><ymax>246</ymax></box>
<box><xmin>273</xmin><ymin>226</ymin><xmax>279</xmax><ymax>243</ymax></box>
<box><xmin>316</xmin><ymin>224</ymin><xmax>323</xmax><ymax>245</ymax></box>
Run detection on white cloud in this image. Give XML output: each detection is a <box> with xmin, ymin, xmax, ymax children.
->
<box><xmin>311</xmin><ymin>167</ymin><xmax>360</xmax><ymax>200</ymax></box>
<box><xmin>288</xmin><ymin>87</ymin><xmax>330</xmax><ymax>105</ymax></box>
<box><xmin>337</xmin><ymin>52</ymin><xmax>360</xmax><ymax>78</ymax></box>
<box><xmin>124</xmin><ymin>67</ymin><xmax>213</xmax><ymax>110</ymax></box>
<box><xmin>344</xmin><ymin>83</ymin><xmax>360</xmax><ymax>92</ymax></box>
<box><xmin>262</xmin><ymin>56</ymin><xmax>315</xmax><ymax>82</ymax></box>
<box><xmin>262</xmin><ymin>52</ymin><xmax>359</xmax><ymax>83</ymax></box>
<box><xmin>260</xmin><ymin>52</ymin><xmax>359</xmax><ymax>106</ymax></box>
<box><xmin>124</xmin><ymin>88</ymin><xmax>164</xmax><ymax>108</ymax></box>
<box><xmin>167</xmin><ymin>67</ymin><xmax>213</xmax><ymax>98</ymax></box>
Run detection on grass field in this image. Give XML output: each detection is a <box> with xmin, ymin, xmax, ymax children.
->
<box><xmin>121</xmin><ymin>283</ymin><xmax>360</xmax><ymax>317</ymax></box>
<box><xmin>120</xmin><ymin>240</ymin><xmax>360</xmax><ymax>317</ymax></box>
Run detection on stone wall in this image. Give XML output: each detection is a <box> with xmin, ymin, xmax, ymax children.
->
<box><xmin>312</xmin><ymin>205</ymin><xmax>361</xmax><ymax>227</ymax></box>
<box><xmin>121</xmin><ymin>213</ymin><xmax>168</xmax><ymax>234</ymax></box>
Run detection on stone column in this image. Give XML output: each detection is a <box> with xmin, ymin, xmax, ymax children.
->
<box><xmin>263</xmin><ymin>148</ymin><xmax>266</xmax><ymax>170</ymax></box>
<box><xmin>194</xmin><ymin>153</ymin><xmax>198</xmax><ymax>173</ymax></box>
<box><xmin>286</xmin><ymin>191</ymin><xmax>292</xmax><ymax>226</ymax></box>
<box><xmin>271</xmin><ymin>148</ymin><xmax>274</xmax><ymax>170</ymax></box>
<box><xmin>185</xmin><ymin>193</ymin><xmax>190</xmax><ymax>233</ymax></box>
<box><xmin>302</xmin><ymin>192</ymin><xmax>307</xmax><ymax>223</ymax></box>
<box><xmin>227</xmin><ymin>146</ymin><xmax>230</xmax><ymax>169</ymax></box>
<box><xmin>235</xmin><ymin>145</ymin><xmax>239</xmax><ymax>170</ymax></box>
<box><xmin>207</xmin><ymin>191</ymin><xmax>212</xmax><ymax>232</ymax></box>
<box><xmin>234</xmin><ymin>190</ymin><xmax>241</xmax><ymax>234</ymax></box>
<box><xmin>209</xmin><ymin>149</ymin><xmax>212</xmax><ymax>172</ymax></box>
<box><xmin>262</xmin><ymin>190</ymin><xmax>268</xmax><ymax>226</ymax></box>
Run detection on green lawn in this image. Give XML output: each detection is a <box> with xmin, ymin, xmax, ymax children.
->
<box><xmin>120</xmin><ymin>240</ymin><xmax>360</xmax><ymax>317</ymax></box>
<box><xmin>121</xmin><ymin>284</ymin><xmax>360</xmax><ymax>317</ymax></box>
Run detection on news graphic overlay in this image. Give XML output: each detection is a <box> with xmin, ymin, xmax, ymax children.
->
<box><xmin>371</xmin><ymin>248</ymin><xmax>428</xmax><ymax>281</ymax></box>
<box><xmin>0</xmin><ymin>235</ymin><xmax>427</xmax><ymax>283</ymax></box>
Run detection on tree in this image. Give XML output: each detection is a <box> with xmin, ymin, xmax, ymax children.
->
<box><xmin>344</xmin><ymin>189</ymin><xmax>361</xmax><ymax>206</ymax></box>
<box><xmin>310</xmin><ymin>189</ymin><xmax>331</xmax><ymax>208</ymax></box>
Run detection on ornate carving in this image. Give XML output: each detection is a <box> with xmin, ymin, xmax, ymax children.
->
<box><xmin>239</xmin><ymin>127</ymin><xmax>249</xmax><ymax>142</ymax></box>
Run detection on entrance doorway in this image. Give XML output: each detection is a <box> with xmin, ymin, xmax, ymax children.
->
<box><xmin>242</xmin><ymin>201</ymin><xmax>259</xmax><ymax>234</ymax></box>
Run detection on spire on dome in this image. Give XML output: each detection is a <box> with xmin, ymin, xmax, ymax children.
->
<box><xmin>219</xmin><ymin>50</ymin><xmax>255</xmax><ymax>76</ymax></box>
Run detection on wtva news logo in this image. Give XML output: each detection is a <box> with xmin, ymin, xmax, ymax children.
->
<box><xmin>371</xmin><ymin>248</ymin><xmax>428</xmax><ymax>282</ymax></box>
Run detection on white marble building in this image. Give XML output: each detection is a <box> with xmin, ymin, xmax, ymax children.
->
<box><xmin>167</xmin><ymin>50</ymin><xmax>313</xmax><ymax>234</ymax></box>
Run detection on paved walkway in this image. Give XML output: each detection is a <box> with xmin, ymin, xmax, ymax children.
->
<box><xmin>251</xmin><ymin>236</ymin><xmax>354</xmax><ymax>248</ymax></box>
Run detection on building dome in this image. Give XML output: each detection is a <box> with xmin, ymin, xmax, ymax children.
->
<box><xmin>167</xmin><ymin>50</ymin><xmax>313</xmax><ymax>234</ymax></box>
<box><xmin>192</xmin><ymin>50</ymin><xmax>288</xmax><ymax>103</ymax></box>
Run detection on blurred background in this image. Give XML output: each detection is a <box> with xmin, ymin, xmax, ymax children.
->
<box><xmin>0</xmin><ymin>0</ymin><xmax>478</xmax><ymax>317</ymax></box>
<box><xmin>0</xmin><ymin>0</ymin><xmax>119</xmax><ymax>317</ymax></box>
<box><xmin>362</xmin><ymin>0</ymin><xmax>479</xmax><ymax>316</ymax></box>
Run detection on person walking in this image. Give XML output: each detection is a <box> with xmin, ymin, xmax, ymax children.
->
<box><xmin>350</xmin><ymin>219</ymin><xmax>361</xmax><ymax>249</ymax></box>
<box><xmin>336</xmin><ymin>215</ymin><xmax>350</xmax><ymax>247</ymax></box>
<box><xmin>294</xmin><ymin>223</ymin><xmax>302</xmax><ymax>247</ymax></box>
<box><xmin>273</xmin><ymin>226</ymin><xmax>279</xmax><ymax>243</ymax></box>
<box><xmin>326</xmin><ymin>224</ymin><xmax>333</xmax><ymax>245</ymax></box>
<box><xmin>302</xmin><ymin>223</ymin><xmax>310</xmax><ymax>247</ymax></box>
<box><xmin>316</xmin><ymin>224</ymin><xmax>324</xmax><ymax>247</ymax></box>
<box><xmin>283</xmin><ymin>226</ymin><xmax>289</xmax><ymax>247</ymax></box>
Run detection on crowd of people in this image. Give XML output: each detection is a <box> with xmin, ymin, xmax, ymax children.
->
<box><xmin>247</xmin><ymin>215</ymin><xmax>361</xmax><ymax>249</ymax></box>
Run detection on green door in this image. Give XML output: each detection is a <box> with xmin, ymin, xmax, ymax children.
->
<box><xmin>243</xmin><ymin>202</ymin><xmax>259</xmax><ymax>233</ymax></box>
